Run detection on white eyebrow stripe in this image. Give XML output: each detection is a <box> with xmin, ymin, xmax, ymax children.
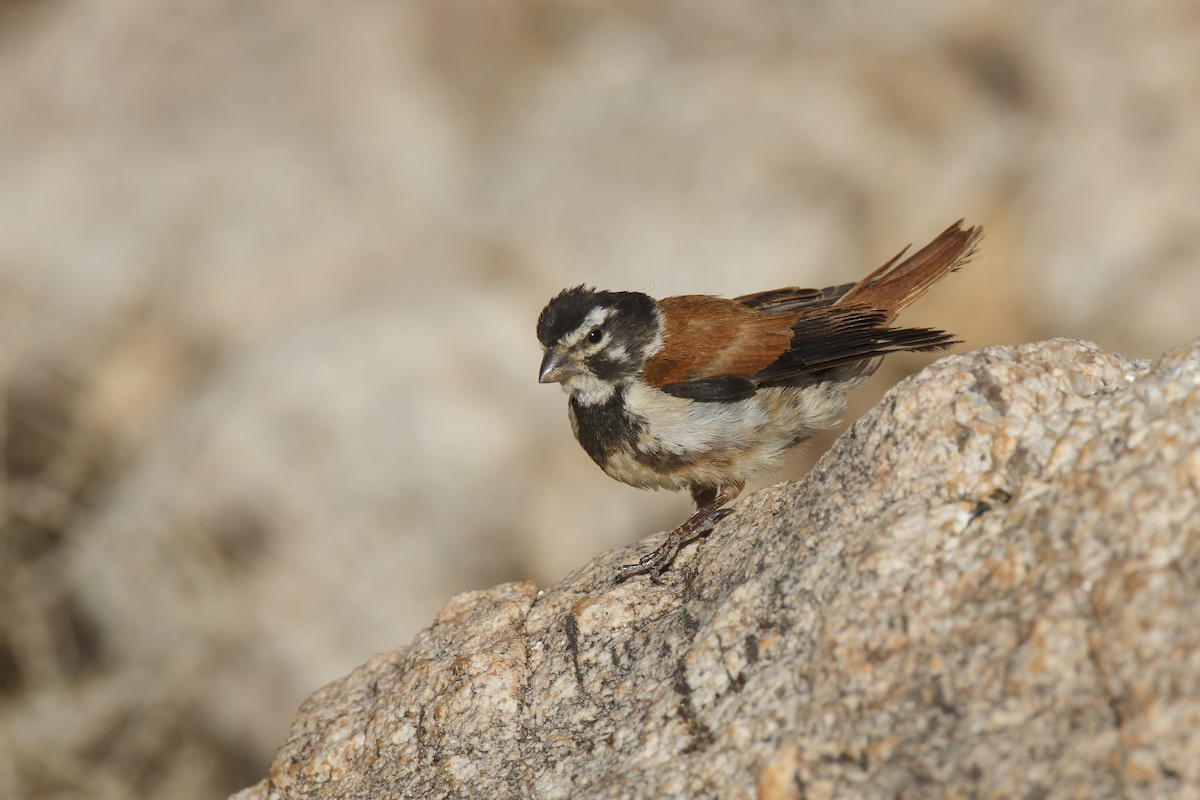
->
<box><xmin>582</xmin><ymin>306</ymin><xmax>610</xmax><ymax>329</ymax></box>
<box><xmin>562</xmin><ymin>306</ymin><xmax>613</xmax><ymax>347</ymax></box>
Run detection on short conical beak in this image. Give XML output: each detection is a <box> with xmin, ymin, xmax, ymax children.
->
<box><xmin>539</xmin><ymin>349</ymin><xmax>574</xmax><ymax>383</ymax></box>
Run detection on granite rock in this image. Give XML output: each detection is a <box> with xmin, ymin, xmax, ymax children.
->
<box><xmin>232</xmin><ymin>338</ymin><xmax>1200</xmax><ymax>799</ymax></box>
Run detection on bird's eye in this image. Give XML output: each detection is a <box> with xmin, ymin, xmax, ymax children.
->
<box><xmin>587</xmin><ymin>328</ymin><xmax>603</xmax><ymax>344</ymax></box>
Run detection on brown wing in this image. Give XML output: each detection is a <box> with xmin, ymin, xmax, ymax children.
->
<box><xmin>644</xmin><ymin>221</ymin><xmax>981</xmax><ymax>401</ymax></box>
<box><xmin>641</xmin><ymin>295</ymin><xmax>794</xmax><ymax>389</ymax></box>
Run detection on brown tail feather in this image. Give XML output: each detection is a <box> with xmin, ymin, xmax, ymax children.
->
<box><xmin>838</xmin><ymin>220</ymin><xmax>983</xmax><ymax>321</ymax></box>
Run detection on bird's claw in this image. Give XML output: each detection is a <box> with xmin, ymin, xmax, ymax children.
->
<box><xmin>613</xmin><ymin>507</ymin><xmax>735</xmax><ymax>584</ymax></box>
<box><xmin>705</xmin><ymin>508</ymin><xmax>735</xmax><ymax>527</ymax></box>
<box><xmin>615</xmin><ymin>550</ymin><xmax>669</xmax><ymax>584</ymax></box>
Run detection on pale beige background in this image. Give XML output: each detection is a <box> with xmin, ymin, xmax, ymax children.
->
<box><xmin>1</xmin><ymin>1</ymin><xmax>1197</xmax><ymax>797</ymax></box>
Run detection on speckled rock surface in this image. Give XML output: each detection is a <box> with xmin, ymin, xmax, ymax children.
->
<box><xmin>233</xmin><ymin>338</ymin><xmax>1200</xmax><ymax>800</ymax></box>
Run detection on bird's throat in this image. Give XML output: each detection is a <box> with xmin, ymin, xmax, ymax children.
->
<box><xmin>564</xmin><ymin>373</ymin><xmax>619</xmax><ymax>407</ymax></box>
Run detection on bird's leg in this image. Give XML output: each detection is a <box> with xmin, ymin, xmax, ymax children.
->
<box><xmin>615</xmin><ymin>485</ymin><xmax>741</xmax><ymax>584</ymax></box>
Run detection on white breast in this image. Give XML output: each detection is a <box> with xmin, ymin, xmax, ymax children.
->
<box><xmin>602</xmin><ymin>380</ymin><xmax>854</xmax><ymax>492</ymax></box>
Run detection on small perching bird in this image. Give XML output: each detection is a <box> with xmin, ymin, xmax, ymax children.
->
<box><xmin>536</xmin><ymin>220</ymin><xmax>983</xmax><ymax>582</ymax></box>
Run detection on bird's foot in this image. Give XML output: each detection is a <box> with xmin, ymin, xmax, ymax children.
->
<box><xmin>614</xmin><ymin>501</ymin><xmax>735</xmax><ymax>584</ymax></box>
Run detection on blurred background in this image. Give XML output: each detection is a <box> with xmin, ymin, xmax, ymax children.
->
<box><xmin>1</xmin><ymin>1</ymin><xmax>1197</xmax><ymax>797</ymax></box>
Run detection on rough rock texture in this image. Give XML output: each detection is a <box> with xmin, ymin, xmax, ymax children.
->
<box><xmin>232</xmin><ymin>338</ymin><xmax>1200</xmax><ymax>800</ymax></box>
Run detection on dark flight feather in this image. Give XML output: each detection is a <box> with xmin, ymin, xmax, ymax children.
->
<box><xmin>660</xmin><ymin>376</ymin><xmax>758</xmax><ymax>401</ymax></box>
<box><xmin>734</xmin><ymin>282</ymin><xmax>854</xmax><ymax>314</ymax></box>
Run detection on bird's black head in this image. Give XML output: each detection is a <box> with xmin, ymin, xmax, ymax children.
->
<box><xmin>536</xmin><ymin>285</ymin><xmax>661</xmax><ymax>403</ymax></box>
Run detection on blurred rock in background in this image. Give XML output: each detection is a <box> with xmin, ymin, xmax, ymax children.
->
<box><xmin>0</xmin><ymin>1</ymin><xmax>1196</xmax><ymax>798</ymax></box>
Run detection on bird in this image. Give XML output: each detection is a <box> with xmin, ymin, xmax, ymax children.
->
<box><xmin>536</xmin><ymin>220</ymin><xmax>983</xmax><ymax>583</ymax></box>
